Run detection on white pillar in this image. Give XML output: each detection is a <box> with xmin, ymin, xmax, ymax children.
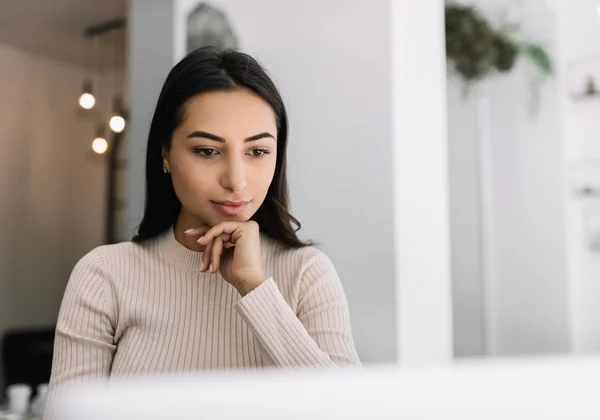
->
<box><xmin>391</xmin><ymin>0</ymin><xmax>454</xmax><ymax>366</ymax></box>
<box><xmin>125</xmin><ymin>0</ymin><xmax>178</xmax><ymax>237</ymax></box>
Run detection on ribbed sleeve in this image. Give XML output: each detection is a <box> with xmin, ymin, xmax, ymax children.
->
<box><xmin>235</xmin><ymin>251</ymin><xmax>360</xmax><ymax>367</ymax></box>
<box><xmin>45</xmin><ymin>250</ymin><xmax>117</xmax><ymax>418</ymax></box>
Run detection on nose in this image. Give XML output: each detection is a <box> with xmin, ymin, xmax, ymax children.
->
<box><xmin>220</xmin><ymin>156</ymin><xmax>247</xmax><ymax>193</ymax></box>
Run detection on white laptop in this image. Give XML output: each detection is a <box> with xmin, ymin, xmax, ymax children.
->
<box><xmin>52</xmin><ymin>355</ymin><xmax>600</xmax><ymax>420</ymax></box>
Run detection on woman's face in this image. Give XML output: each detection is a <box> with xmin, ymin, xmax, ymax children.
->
<box><xmin>163</xmin><ymin>88</ymin><xmax>278</xmax><ymax>228</ymax></box>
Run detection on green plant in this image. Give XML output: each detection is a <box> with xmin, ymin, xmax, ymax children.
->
<box><xmin>445</xmin><ymin>3</ymin><xmax>553</xmax><ymax>114</ymax></box>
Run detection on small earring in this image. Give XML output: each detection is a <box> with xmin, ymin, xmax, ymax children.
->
<box><xmin>163</xmin><ymin>167</ymin><xmax>170</xmax><ymax>174</ymax></box>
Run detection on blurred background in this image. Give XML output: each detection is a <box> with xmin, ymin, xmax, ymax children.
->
<box><xmin>1</xmin><ymin>0</ymin><xmax>600</xmax><ymax>407</ymax></box>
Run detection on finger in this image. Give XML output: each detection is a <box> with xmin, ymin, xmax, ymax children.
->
<box><xmin>211</xmin><ymin>238</ymin><xmax>224</xmax><ymax>273</ymax></box>
<box><xmin>216</xmin><ymin>232</ymin><xmax>233</xmax><ymax>244</ymax></box>
<box><xmin>184</xmin><ymin>226</ymin><xmax>210</xmax><ymax>237</ymax></box>
<box><xmin>230</xmin><ymin>220</ymin><xmax>258</xmax><ymax>244</ymax></box>
<box><xmin>201</xmin><ymin>238</ymin><xmax>213</xmax><ymax>272</ymax></box>
<box><xmin>197</xmin><ymin>222</ymin><xmax>243</xmax><ymax>245</ymax></box>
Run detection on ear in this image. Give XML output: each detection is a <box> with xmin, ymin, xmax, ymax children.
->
<box><xmin>161</xmin><ymin>146</ymin><xmax>171</xmax><ymax>172</ymax></box>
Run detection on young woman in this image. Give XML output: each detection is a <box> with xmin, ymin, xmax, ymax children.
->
<box><xmin>48</xmin><ymin>46</ymin><xmax>360</xmax><ymax>397</ymax></box>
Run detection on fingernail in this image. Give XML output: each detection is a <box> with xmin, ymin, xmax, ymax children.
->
<box><xmin>184</xmin><ymin>229</ymin><xmax>193</xmax><ymax>234</ymax></box>
<box><xmin>198</xmin><ymin>236</ymin><xmax>204</xmax><ymax>243</ymax></box>
<box><xmin>209</xmin><ymin>264</ymin><xmax>213</xmax><ymax>272</ymax></box>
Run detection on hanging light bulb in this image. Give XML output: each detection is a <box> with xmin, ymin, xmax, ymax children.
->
<box><xmin>109</xmin><ymin>95</ymin><xmax>126</xmax><ymax>133</ymax></box>
<box><xmin>109</xmin><ymin>115</ymin><xmax>125</xmax><ymax>133</ymax></box>
<box><xmin>92</xmin><ymin>137</ymin><xmax>108</xmax><ymax>154</ymax></box>
<box><xmin>79</xmin><ymin>78</ymin><xmax>96</xmax><ymax>109</ymax></box>
<box><xmin>92</xmin><ymin>125</ymin><xmax>108</xmax><ymax>154</ymax></box>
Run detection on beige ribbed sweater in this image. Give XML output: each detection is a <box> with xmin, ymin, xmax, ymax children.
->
<box><xmin>47</xmin><ymin>227</ymin><xmax>360</xmax><ymax>397</ymax></box>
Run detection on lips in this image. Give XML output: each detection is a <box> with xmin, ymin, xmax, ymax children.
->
<box><xmin>211</xmin><ymin>200</ymin><xmax>250</xmax><ymax>216</ymax></box>
<box><xmin>213</xmin><ymin>201</ymin><xmax>250</xmax><ymax>206</ymax></box>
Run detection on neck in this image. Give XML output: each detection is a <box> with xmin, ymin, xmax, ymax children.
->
<box><xmin>173</xmin><ymin>211</ymin><xmax>207</xmax><ymax>253</ymax></box>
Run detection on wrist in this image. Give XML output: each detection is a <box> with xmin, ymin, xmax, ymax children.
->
<box><xmin>238</xmin><ymin>275</ymin><xmax>267</xmax><ymax>297</ymax></box>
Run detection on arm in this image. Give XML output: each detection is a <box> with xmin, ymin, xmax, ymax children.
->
<box><xmin>234</xmin><ymin>249</ymin><xmax>361</xmax><ymax>368</ymax></box>
<box><xmin>45</xmin><ymin>250</ymin><xmax>117</xmax><ymax>417</ymax></box>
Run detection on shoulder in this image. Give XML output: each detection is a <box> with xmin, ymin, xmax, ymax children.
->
<box><xmin>260</xmin><ymin>237</ymin><xmax>349</xmax><ymax>312</ymax></box>
<box><xmin>68</xmin><ymin>240</ymin><xmax>156</xmax><ymax>291</ymax></box>
<box><xmin>74</xmin><ymin>240</ymin><xmax>156</xmax><ymax>271</ymax></box>
<box><xmin>262</xmin><ymin>238</ymin><xmax>343</xmax><ymax>303</ymax></box>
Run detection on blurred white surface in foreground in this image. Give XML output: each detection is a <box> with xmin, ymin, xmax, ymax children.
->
<box><xmin>55</xmin><ymin>355</ymin><xmax>600</xmax><ymax>420</ymax></box>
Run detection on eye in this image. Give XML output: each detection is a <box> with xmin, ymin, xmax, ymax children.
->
<box><xmin>193</xmin><ymin>148</ymin><xmax>220</xmax><ymax>157</ymax></box>
<box><xmin>249</xmin><ymin>149</ymin><xmax>271</xmax><ymax>158</ymax></box>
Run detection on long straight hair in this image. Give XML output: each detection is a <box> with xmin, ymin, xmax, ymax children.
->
<box><xmin>132</xmin><ymin>47</ymin><xmax>308</xmax><ymax>247</ymax></box>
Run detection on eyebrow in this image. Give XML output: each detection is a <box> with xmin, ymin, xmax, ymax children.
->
<box><xmin>186</xmin><ymin>130</ymin><xmax>275</xmax><ymax>142</ymax></box>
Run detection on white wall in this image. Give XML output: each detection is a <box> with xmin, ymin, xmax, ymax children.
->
<box><xmin>448</xmin><ymin>0</ymin><xmax>570</xmax><ymax>356</ymax></box>
<box><xmin>554</xmin><ymin>0</ymin><xmax>600</xmax><ymax>352</ymax></box>
<box><xmin>0</xmin><ymin>42</ymin><xmax>113</xmax><ymax>387</ymax></box>
<box><xmin>447</xmin><ymin>80</ymin><xmax>487</xmax><ymax>357</ymax></box>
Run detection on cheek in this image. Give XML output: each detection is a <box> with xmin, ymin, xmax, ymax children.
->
<box><xmin>254</xmin><ymin>158</ymin><xmax>277</xmax><ymax>191</ymax></box>
<box><xmin>171</xmin><ymin>161</ymin><xmax>214</xmax><ymax>202</ymax></box>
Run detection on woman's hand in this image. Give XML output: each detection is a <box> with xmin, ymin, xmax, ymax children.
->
<box><xmin>185</xmin><ymin>221</ymin><xmax>267</xmax><ymax>296</ymax></box>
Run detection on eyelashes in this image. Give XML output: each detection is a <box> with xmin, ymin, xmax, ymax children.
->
<box><xmin>192</xmin><ymin>148</ymin><xmax>218</xmax><ymax>157</ymax></box>
<box><xmin>249</xmin><ymin>149</ymin><xmax>271</xmax><ymax>158</ymax></box>
<box><xmin>192</xmin><ymin>148</ymin><xmax>272</xmax><ymax>159</ymax></box>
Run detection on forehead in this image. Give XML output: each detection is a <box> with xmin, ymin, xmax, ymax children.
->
<box><xmin>179</xmin><ymin>89</ymin><xmax>277</xmax><ymax>136</ymax></box>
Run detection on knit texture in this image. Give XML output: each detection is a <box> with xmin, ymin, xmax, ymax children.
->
<box><xmin>45</xmin><ymin>227</ymin><xmax>360</xmax><ymax>416</ymax></box>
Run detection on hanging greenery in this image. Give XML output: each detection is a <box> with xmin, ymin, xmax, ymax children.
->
<box><xmin>445</xmin><ymin>3</ymin><xmax>553</xmax><ymax>113</ymax></box>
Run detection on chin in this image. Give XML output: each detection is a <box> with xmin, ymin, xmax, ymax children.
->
<box><xmin>206</xmin><ymin>212</ymin><xmax>252</xmax><ymax>226</ymax></box>
<box><xmin>192</xmin><ymin>204</ymin><xmax>259</xmax><ymax>227</ymax></box>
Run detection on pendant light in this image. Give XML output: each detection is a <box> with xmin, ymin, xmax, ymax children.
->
<box><xmin>79</xmin><ymin>35</ymin><xmax>97</xmax><ymax>109</ymax></box>
<box><xmin>79</xmin><ymin>78</ymin><xmax>95</xmax><ymax>109</ymax></box>
<box><xmin>92</xmin><ymin>125</ymin><xmax>108</xmax><ymax>154</ymax></box>
<box><xmin>109</xmin><ymin>95</ymin><xmax>126</xmax><ymax>133</ymax></box>
<box><xmin>108</xmin><ymin>30</ymin><xmax>126</xmax><ymax>133</ymax></box>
